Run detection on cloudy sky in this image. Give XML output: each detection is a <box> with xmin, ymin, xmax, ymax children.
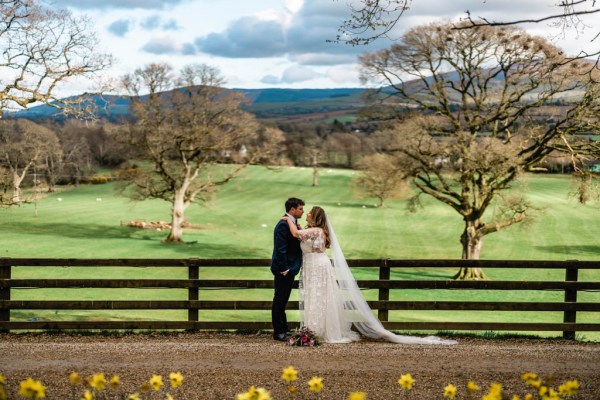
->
<box><xmin>44</xmin><ymin>0</ymin><xmax>599</xmax><ymax>94</ymax></box>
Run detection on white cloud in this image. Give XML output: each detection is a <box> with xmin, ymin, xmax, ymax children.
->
<box><xmin>280</xmin><ymin>65</ymin><xmax>322</xmax><ymax>83</ymax></box>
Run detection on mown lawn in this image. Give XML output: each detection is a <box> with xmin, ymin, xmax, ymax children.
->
<box><xmin>1</xmin><ymin>166</ymin><xmax>599</xmax><ymax>340</ymax></box>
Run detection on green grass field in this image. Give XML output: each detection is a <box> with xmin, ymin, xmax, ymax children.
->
<box><xmin>1</xmin><ymin>166</ymin><xmax>599</xmax><ymax>340</ymax></box>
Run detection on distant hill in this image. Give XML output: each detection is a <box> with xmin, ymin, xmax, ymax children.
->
<box><xmin>8</xmin><ymin>88</ymin><xmax>369</xmax><ymax>122</ymax></box>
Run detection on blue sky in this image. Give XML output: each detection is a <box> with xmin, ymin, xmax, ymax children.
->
<box><xmin>43</xmin><ymin>0</ymin><xmax>599</xmax><ymax>95</ymax></box>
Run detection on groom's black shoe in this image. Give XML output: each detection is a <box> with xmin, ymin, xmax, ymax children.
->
<box><xmin>274</xmin><ymin>333</ymin><xmax>288</xmax><ymax>342</ymax></box>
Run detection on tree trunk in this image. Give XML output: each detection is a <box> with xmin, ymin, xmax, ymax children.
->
<box><xmin>165</xmin><ymin>190</ymin><xmax>186</xmax><ymax>243</ymax></box>
<box><xmin>453</xmin><ymin>220</ymin><xmax>488</xmax><ymax>280</ymax></box>
<box><xmin>312</xmin><ymin>151</ymin><xmax>319</xmax><ymax>187</ymax></box>
<box><xmin>11</xmin><ymin>171</ymin><xmax>23</xmax><ymax>204</ymax></box>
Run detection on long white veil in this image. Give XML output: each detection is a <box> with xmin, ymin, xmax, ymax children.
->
<box><xmin>326</xmin><ymin>214</ymin><xmax>457</xmax><ymax>345</ymax></box>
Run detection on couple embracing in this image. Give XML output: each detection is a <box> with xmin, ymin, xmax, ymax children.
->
<box><xmin>270</xmin><ymin>197</ymin><xmax>456</xmax><ymax>345</ymax></box>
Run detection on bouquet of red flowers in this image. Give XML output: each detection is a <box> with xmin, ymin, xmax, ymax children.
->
<box><xmin>287</xmin><ymin>326</ymin><xmax>320</xmax><ymax>347</ymax></box>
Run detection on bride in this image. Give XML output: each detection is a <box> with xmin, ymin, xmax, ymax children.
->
<box><xmin>281</xmin><ymin>206</ymin><xmax>457</xmax><ymax>345</ymax></box>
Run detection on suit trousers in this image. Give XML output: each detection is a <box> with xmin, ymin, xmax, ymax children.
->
<box><xmin>272</xmin><ymin>272</ymin><xmax>295</xmax><ymax>336</ymax></box>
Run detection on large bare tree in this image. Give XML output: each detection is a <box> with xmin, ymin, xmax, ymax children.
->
<box><xmin>0</xmin><ymin>0</ymin><xmax>111</xmax><ymax>117</ymax></box>
<box><xmin>360</xmin><ymin>23</ymin><xmax>600</xmax><ymax>278</ymax></box>
<box><xmin>118</xmin><ymin>63</ymin><xmax>261</xmax><ymax>243</ymax></box>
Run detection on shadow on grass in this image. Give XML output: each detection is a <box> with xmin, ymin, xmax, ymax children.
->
<box><xmin>534</xmin><ymin>245</ymin><xmax>600</xmax><ymax>256</ymax></box>
<box><xmin>7</xmin><ymin>222</ymin><xmax>266</xmax><ymax>258</ymax></box>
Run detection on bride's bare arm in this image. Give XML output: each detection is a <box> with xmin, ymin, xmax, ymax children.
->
<box><xmin>281</xmin><ymin>217</ymin><xmax>300</xmax><ymax>238</ymax></box>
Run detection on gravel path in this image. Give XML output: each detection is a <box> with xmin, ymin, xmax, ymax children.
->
<box><xmin>1</xmin><ymin>332</ymin><xmax>599</xmax><ymax>399</ymax></box>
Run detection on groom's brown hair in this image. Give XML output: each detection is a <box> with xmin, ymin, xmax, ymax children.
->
<box><xmin>285</xmin><ymin>197</ymin><xmax>304</xmax><ymax>212</ymax></box>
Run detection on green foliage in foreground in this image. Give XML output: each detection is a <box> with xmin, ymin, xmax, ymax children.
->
<box><xmin>1</xmin><ymin>166</ymin><xmax>599</xmax><ymax>340</ymax></box>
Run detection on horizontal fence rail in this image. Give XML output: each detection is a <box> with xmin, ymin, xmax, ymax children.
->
<box><xmin>1</xmin><ymin>258</ymin><xmax>599</xmax><ymax>339</ymax></box>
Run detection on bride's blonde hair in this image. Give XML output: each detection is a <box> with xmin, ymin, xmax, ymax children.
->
<box><xmin>306</xmin><ymin>206</ymin><xmax>331</xmax><ymax>248</ymax></box>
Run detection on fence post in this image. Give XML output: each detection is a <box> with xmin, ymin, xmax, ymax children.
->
<box><xmin>378</xmin><ymin>258</ymin><xmax>390</xmax><ymax>322</ymax></box>
<box><xmin>0</xmin><ymin>258</ymin><xmax>11</xmax><ymax>333</ymax></box>
<box><xmin>188</xmin><ymin>258</ymin><xmax>200</xmax><ymax>330</ymax></box>
<box><xmin>563</xmin><ymin>263</ymin><xmax>579</xmax><ymax>340</ymax></box>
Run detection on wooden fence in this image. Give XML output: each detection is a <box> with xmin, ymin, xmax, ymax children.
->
<box><xmin>1</xmin><ymin>258</ymin><xmax>600</xmax><ymax>339</ymax></box>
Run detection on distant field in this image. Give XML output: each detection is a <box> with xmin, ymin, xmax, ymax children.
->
<box><xmin>1</xmin><ymin>166</ymin><xmax>599</xmax><ymax>340</ymax></box>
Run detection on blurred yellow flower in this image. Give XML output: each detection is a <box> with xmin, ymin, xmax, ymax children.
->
<box><xmin>80</xmin><ymin>390</ymin><xmax>93</xmax><ymax>400</ymax></box>
<box><xmin>287</xmin><ymin>386</ymin><xmax>298</xmax><ymax>394</ymax></box>
<box><xmin>512</xmin><ymin>396</ymin><xmax>520</xmax><ymax>400</ymax></box>
<box><xmin>308</xmin><ymin>377</ymin><xmax>324</xmax><ymax>393</ymax></box>
<box><xmin>281</xmin><ymin>366</ymin><xmax>298</xmax><ymax>383</ymax></box>
<box><xmin>169</xmin><ymin>372</ymin><xmax>184</xmax><ymax>388</ymax></box>
<box><xmin>0</xmin><ymin>375</ymin><xmax>5</xmax><ymax>385</ymax></box>
<box><xmin>398</xmin><ymin>374</ymin><xmax>414</xmax><ymax>390</ymax></box>
<box><xmin>165</xmin><ymin>394</ymin><xmax>174</xmax><ymax>400</ymax></box>
<box><xmin>90</xmin><ymin>373</ymin><xmax>106</xmax><ymax>391</ymax></box>
<box><xmin>128</xmin><ymin>393</ymin><xmax>141</xmax><ymax>400</ymax></box>
<box><xmin>236</xmin><ymin>386</ymin><xmax>271</xmax><ymax>400</ymax></box>
<box><xmin>0</xmin><ymin>386</ymin><xmax>7</xmax><ymax>400</ymax></box>
<box><xmin>489</xmin><ymin>383</ymin><xmax>502</xmax><ymax>394</ymax></box>
<box><xmin>109</xmin><ymin>375</ymin><xmax>120</xmax><ymax>389</ymax></box>
<box><xmin>558</xmin><ymin>379</ymin><xmax>579</xmax><ymax>397</ymax></box>
<box><xmin>140</xmin><ymin>383</ymin><xmax>151</xmax><ymax>393</ymax></box>
<box><xmin>443</xmin><ymin>384</ymin><xmax>457</xmax><ymax>399</ymax></box>
<box><xmin>466</xmin><ymin>381</ymin><xmax>480</xmax><ymax>393</ymax></box>
<box><xmin>348</xmin><ymin>391</ymin><xmax>366</xmax><ymax>400</ymax></box>
<box><xmin>527</xmin><ymin>379</ymin><xmax>542</xmax><ymax>389</ymax></box>
<box><xmin>150</xmin><ymin>375</ymin><xmax>164</xmax><ymax>391</ymax></box>
<box><xmin>18</xmin><ymin>378</ymin><xmax>46</xmax><ymax>399</ymax></box>
<box><xmin>69</xmin><ymin>372</ymin><xmax>82</xmax><ymax>386</ymax></box>
<box><xmin>524</xmin><ymin>395</ymin><xmax>534</xmax><ymax>400</ymax></box>
<box><xmin>522</xmin><ymin>372</ymin><xmax>538</xmax><ymax>382</ymax></box>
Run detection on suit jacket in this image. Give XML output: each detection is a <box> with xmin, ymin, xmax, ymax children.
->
<box><xmin>270</xmin><ymin>218</ymin><xmax>302</xmax><ymax>276</ymax></box>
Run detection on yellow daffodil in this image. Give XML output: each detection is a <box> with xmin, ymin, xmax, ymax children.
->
<box><xmin>398</xmin><ymin>373</ymin><xmax>415</xmax><ymax>390</ymax></box>
<box><xmin>522</xmin><ymin>372</ymin><xmax>538</xmax><ymax>382</ymax></box>
<box><xmin>524</xmin><ymin>395</ymin><xmax>534</xmax><ymax>400</ymax></box>
<box><xmin>69</xmin><ymin>372</ymin><xmax>82</xmax><ymax>385</ymax></box>
<box><xmin>512</xmin><ymin>396</ymin><xmax>520</xmax><ymax>400</ymax></box>
<box><xmin>80</xmin><ymin>390</ymin><xmax>93</xmax><ymax>400</ymax></box>
<box><xmin>348</xmin><ymin>391</ymin><xmax>366</xmax><ymax>400</ymax></box>
<box><xmin>281</xmin><ymin>366</ymin><xmax>298</xmax><ymax>383</ymax></box>
<box><xmin>89</xmin><ymin>373</ymin><xmax>106</xmax><ymax>391</ymax></box>
<box><xmin>527</xmin><ymin>379</ymin><xmax>542</xmax><ymax>389</ymax></box>
<box><xmin>236</xmin><ymin>386</ymin><xmax>271</xmax><ymax>400</ymax></box>
<box><xmin>109</xmin><ymin>375</ymin><xmax>120</xmax><ymax>389</ymax></box>
<box><xmin>169</xmin><ymin>372</ymin><xmax>184</xmax><ymax>388</ymax></box>
<box><xmin>482</xmin><ymin>394</ymin><xmax>501</xmax><ymax>400</ymax></box>
<box><xmin>466</xmin><ymin>381</ymin><xmax>480</xmax><ymax>393</ymax></box>
<box><xmin>18</xmin><ymin>378</ymin><xmax>46</xmax><ymax>399</ymax></box>
<box><xmin>558</xmin><ymin>379</ymin><xmax>579</xmax><ymax>397</ymax></box>
<box><xmin>127</xmin><ymin>393</ymin><xmax>141</xmax><ymax>400</ymax></box>
<box><xmin>443</xmin><ymin>384</ymin><xmax>457</xmax><ymax>399</ymax></box>
<box><xmin>308</xmin><ymin>377</ymin><xmax>324</xmax><ymax>393</ymax></box>
<box><xmin>150</xmin><ymin>375</ymin><xmax>163</xmax><ymax>391</ymax></box>
<box><xmin>489</xmin><ymin>383</ymin><xmax>502</xmax><ymax>394</ymax></box>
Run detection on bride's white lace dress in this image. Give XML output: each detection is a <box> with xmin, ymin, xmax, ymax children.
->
<box><xmin>298</xmin><ymin>227</ymin><xmax>359</xmax><ymax>343</ymax></box>
<box><xmin>297</xmin><ymin>225</ymin><xmax>457</xmax><ymax>346</ymax></box>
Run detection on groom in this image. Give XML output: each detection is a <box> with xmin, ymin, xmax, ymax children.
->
<box><xmin>270</xmin><ymin>197</ymin><xmax>304</xmax><ymax>341</ymax></box>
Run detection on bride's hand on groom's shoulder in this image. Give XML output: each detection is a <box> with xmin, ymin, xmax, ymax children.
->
<box><xmin>281</xmin><ymin>216</ymin><xmax>290</xmax><ymax>222</ymax></box>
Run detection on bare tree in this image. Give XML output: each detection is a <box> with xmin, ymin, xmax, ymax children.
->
<box><xmin>361</xmin><ymin>23</ymin><xmax>600</xmax><ymax>278</ymax></box>
<box><xmin>352</xmin><ymin>153</ymin><xmax>408</xmax><ymax>207</ymax></box>
<box><xmin>0</xmin><ymin>119</ymin><xmax>61</xmax><ymax>204</ymax></box>
<box><xmin>118</xmin><ymin>63</ymin><xmax>261</xmax><ymax>243</ymax></box>
<box><xmin>0</xmin><ymin>0</ymin><xmax>112</xmax><ymax>117</ymax></box>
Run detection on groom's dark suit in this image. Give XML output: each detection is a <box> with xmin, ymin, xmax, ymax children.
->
<box><xmin>271</xmin><ymin>217</ymin><xmax>302</xmax><ymax>339</ymax></box>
